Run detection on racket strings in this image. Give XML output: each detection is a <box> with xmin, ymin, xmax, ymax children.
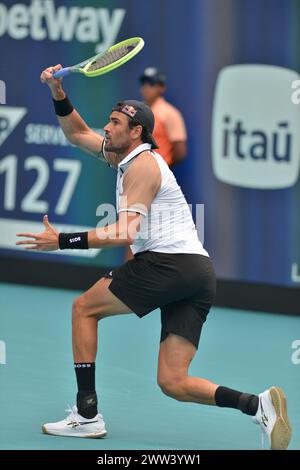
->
<box><xmin>87</xmin><ymin>43</ymin><xmax>138</xmax><ymax>72</ymax></box>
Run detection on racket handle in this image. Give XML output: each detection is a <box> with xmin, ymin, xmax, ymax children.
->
<box><xmin>52</xmin><ymin>67</ymin><xmax>71</xmax><ymax>79</ymax></box>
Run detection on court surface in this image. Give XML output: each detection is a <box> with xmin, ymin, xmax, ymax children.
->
<box><xmin>0</xmin><ymin>282</ymin><xmax>299</xmax><ymax>450</ymax></box>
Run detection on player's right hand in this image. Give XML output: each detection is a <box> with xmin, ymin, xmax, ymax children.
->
<box><xmin>40</xmin><ymin>65</ymin><xmax>66</xmax><ymax>99</ymax></box>
<box><xmin>16</xmin><ymin>215</ymin><xmax>59</xmax><ymax>252</ymax></box>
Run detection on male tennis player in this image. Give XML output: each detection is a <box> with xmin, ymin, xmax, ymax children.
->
<box><xmin>16</xmin><ymin>64</ymin><xmax>291</xmax><ymax>449</ymax></box>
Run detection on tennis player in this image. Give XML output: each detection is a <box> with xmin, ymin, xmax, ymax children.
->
<box><xmin>16</xmin><ymin>64</ymin><xmax>291</xmax><ymax>449</ymax></box>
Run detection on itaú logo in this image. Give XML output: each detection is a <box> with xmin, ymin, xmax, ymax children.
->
<box><xmin>212</xmin><ymin>65</ymin><xmax>300</xmax><ymax>189</ymax></box>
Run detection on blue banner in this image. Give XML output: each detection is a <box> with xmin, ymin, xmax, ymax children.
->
<box><xmin>1</xmin><ymin>0</ymin><xmax>300</xmax><ymax>286</ymax></box>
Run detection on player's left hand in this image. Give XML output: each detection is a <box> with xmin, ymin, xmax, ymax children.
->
<box><xmin>16</xmin><ymin>215</ymin><xmax>59</xmax><ymax>251</ymax></box>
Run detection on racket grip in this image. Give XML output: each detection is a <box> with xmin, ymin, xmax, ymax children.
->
<box><xmin>52</xmin><ymin>67</ymin><xmax>71</xmax><ymax>78</ymax></box>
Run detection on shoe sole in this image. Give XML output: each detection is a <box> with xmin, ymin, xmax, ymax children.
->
<box><xmin>42</xmin><ymin>425</ymin><xmax>107</xmax><ymax>439</ymax></box>
<box><xmin>269</xmin><ymin>386</ymin><xmax>292</xmax><ymax>450</ymax></box>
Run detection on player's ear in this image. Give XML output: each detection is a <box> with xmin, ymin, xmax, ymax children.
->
<box><xmin>131</xmin><ymin>124</ymin><xmax>143</xmax><ymax>141</ymax></box>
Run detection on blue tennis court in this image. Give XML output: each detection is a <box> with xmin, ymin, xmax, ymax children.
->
<box><xmin>1</xmin><ymin>282</ymin><xmax>299</xmax><ymax>450</ymax></box>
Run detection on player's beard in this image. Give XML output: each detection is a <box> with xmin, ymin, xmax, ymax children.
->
<box><xmin>104</xmin><ymin>137</ymin><xmax>130</xmax><ymax>155</ymax></box>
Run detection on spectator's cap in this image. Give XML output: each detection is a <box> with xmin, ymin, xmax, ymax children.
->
<box><xmin>139</xmin><ymin>67</ymin><xmax>166</xmax><ymax>85</ymax></box>
<box><xmin>112</xmin><ymin>100</ymin><xmax>159</xmax><ymax>149</ymax></box>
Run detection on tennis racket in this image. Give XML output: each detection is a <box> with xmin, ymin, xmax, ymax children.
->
<box><xmin>53</xmin><ymin>37</ymin><xmax>144</xmax><ymax>79</ymax></box>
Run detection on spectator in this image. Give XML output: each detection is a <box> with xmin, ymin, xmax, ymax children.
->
<box><xmin>139</xmin><ymin>67</ymin><xmax>187</xmax><ymax>167</ymax></box>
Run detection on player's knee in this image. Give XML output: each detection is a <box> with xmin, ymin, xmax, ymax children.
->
<box><xmin>157</xmin><ymin>375</ymin><xmax>184</xmax><ymax>400</ymax></box>
<box><xmin>72</xmin><ymin>295</ymin><xmax>87</xmax><ymax>320</ymax></box>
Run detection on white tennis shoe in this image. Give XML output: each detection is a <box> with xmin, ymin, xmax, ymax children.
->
<box><xmin>253</xmin><ymin>386</ymin><xmax>292</xmax><ymax>450</ymax></box>
<box><xmin>42</xmin><ymin>405</ymin><xmax>107</xmax><ymax>438</ymax></box>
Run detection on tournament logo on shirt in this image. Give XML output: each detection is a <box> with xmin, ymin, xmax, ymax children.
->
<box><xmin>212</xmin><ymin>64</ymin><xmax>300</xmax><ymax>189</ymax></box>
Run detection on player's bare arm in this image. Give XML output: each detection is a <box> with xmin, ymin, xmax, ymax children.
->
<box><xmin>40</xmin><ymin>64</ymin><xmax>104</xmax><ymax>158</ymax></box>
<box><xmin>15</xmin><ymin>212</ymin><xmax>142</xmax><ymax>251</ymax></box>
<box><xmin>16</xmin><ymin>152</ymin><xmax>161</xmax><ymax>251</ymax></box>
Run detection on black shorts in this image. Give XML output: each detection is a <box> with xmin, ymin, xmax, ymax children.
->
<box><xmin>105</xmin><ymin>251</ymin><xmax>216</xmax><ymax>349</ymax></box>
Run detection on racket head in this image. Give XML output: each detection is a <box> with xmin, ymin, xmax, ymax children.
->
<box><xmin>80</xmin><ymin>37</ymin><xmax>145</xmax><ymax>78</ymax></box>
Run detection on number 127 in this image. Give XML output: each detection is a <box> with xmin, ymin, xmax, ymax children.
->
<box><xmin>0</xmin><ymin>155</ymin><xmax>82</xmax><ymax>215</ymax></box>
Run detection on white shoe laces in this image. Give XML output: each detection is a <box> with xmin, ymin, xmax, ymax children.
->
<box><xmin>64</xmin><ymin>405</ymin><xmax>103</xmax><ymax>425</ymax></box>
<box><xmin>65</xmin><ymin>405</ymin><xmax>80</xmax><ymax>427</ymax></box>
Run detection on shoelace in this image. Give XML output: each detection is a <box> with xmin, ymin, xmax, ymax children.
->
<box><xmin>64</xmin><ymin>405</ymin><xmax>104</xmax><ymax>425</ymax></box>
<box><xmin>65</xmin><ymin>405</ymin><xmax>80</xmax><ymax>427</ymax></box>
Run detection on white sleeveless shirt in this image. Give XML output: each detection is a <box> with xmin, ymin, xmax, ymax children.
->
<box><xmin>116</xmin><ymin>143</ymin><xmax>208</xmax><ymax>256</ymax></box>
